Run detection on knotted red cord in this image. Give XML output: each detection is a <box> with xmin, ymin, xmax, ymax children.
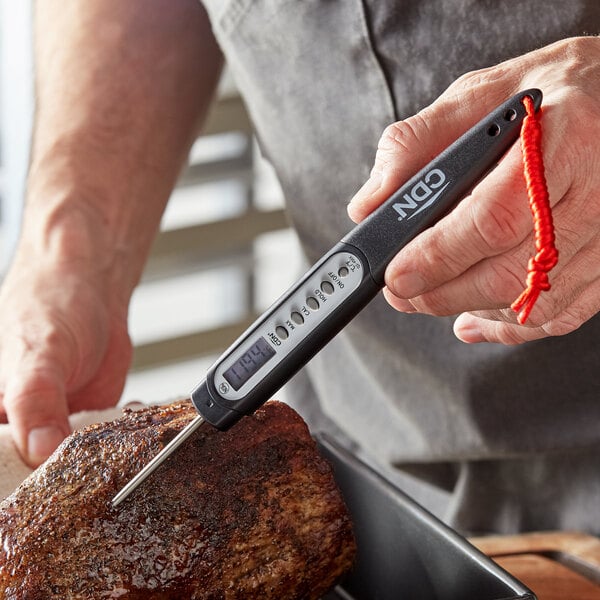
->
<box><xmin>510</xmin><ymin>94</ymin><xmax>558</xmax><ymax>324</ymax></box>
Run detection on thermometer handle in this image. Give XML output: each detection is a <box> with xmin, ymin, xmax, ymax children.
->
<box><xmin>191</xmin><ymin>89</ymin><xmax>542</xmax><ymax>430</ymax></box>
<box><xmin>344</xmin><ymin>89</ymin><xmax>542</xmax><ymax>283</ymax></box>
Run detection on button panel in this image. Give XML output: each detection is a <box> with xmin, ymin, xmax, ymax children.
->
<box><xmin>213</xmin><ymin>251</ymin><xmax>364</xmax><ymax>400</ymax></box>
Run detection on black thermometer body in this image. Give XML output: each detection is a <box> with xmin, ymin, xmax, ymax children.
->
<box><xmin>191</xmin><ymin>89</ymin><xmax>542</xmax><ymax>430</ymax></box>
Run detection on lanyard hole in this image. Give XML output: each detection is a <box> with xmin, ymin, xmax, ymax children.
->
<box><xmin>487</xmin><ymin>123</ymin><xmax>501</xmax><ymax>136</ymax></box>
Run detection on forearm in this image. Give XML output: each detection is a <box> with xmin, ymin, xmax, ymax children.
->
<box><xmin>22</xmin><ymin>0</ymin><xmax>223</xmax><ymax>304</ymax></box>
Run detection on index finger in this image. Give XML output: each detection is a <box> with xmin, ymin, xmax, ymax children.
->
<box><xmin>3</xmin><ymin>362</ymin><xmax>70</xmax><ymax>467</ymax></box>
<box><xmin>347</xmin><ymin>83</ymin><xmax>520</xmax><ymax>224</ymax></box>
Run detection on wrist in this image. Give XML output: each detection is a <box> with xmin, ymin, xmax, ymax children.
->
<box><xmin>19</xmin><ymin>172</ymin><xmax>144</xmax><ymax>310</ymax></box>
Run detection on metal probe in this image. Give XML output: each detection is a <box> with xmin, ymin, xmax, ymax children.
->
<box><xmin>112</xmin><ymin>414</ymin><xmax>205</xmax><ymax>507</ymax></box>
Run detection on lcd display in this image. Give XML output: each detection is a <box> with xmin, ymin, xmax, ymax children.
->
<box><xmin>223</xmin><ymin>336</ymin><xmax>276</xmax><ymax>391</ymax></box>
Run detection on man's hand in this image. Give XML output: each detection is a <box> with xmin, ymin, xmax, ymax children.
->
<box><xmin>348</xmin><ymin>37</ymin><xmax>600</xmax><ymax>345</ymax></box>
<box><xmin>0</xmin><ymin>254</ymin><xmax>132</xmax><ymax>466</ymax></box>
<box><xmin>0</xmin><ymin>0</ymin><xmax>222</xmax><ymax>466</ymax></box>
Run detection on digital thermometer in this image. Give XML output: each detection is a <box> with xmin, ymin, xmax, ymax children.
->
<box><xmin>112</xmin><ymin>89</ymin><xmax>542</xmax><ymax>506</ymax></box>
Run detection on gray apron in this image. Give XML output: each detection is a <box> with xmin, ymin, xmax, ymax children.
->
<box><xmin>200</xmin><ymin>0</ymin><xmax>600</xmax><ymax>535</ymax></box>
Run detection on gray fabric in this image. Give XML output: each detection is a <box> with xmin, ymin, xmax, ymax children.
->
<box><xmin>200</xmin><ymin>0</ymin><xmax>600</xmax><ymax>535</ymax></box>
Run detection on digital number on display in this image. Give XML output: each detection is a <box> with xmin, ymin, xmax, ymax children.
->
<box><xmin>222</xmin><ymin>336</ymin><xmax>276</xmax><ymax>391</ymax></box>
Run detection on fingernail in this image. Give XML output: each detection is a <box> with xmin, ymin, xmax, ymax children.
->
<box><xmin>27</xmin><ymin>425</ymin><xmax>65</xmax><ymax>464</ymax></box>
<box><xmin>389</xmin><ymin>270</ymin><xmax>427</xmax><ymax>298</ymax></box>
<box><xmin>454</xmin><ymin>317</ymin><xmax>485</xmax><ymax>344</ymax></box>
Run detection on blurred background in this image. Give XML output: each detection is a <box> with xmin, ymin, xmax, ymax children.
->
<box><xmin>0</xmin><ymin>2</ymin><xmax>302</xmax><ymax>406</ymax></box>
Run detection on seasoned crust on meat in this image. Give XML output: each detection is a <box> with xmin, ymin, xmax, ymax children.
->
<box><xmin>0</xmin><ymin>400</ymin><xmax>355</xmax><ymax>599</ymax></box>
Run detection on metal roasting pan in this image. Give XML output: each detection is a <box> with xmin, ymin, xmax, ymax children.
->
<box><xmin>317</xmin><ymin>435</ymin><xmax>537</xmax><ymax>600</ymax></box>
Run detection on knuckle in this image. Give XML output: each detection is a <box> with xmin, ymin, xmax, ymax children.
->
<box><xmin>555</xmin><ymin>37</ymin><xmax>600</xmax><ymax>86</ymax></box>
<box><xmin>540</xmin><ymin>307</ymin><xmax>586</xmax><ymax>337</ymax></box>
<box><xmin>409</xmin><ymin>220</ymin><xmax>473</xmax><ymax>282</ymax></box>
<box><xmin>378</xmin><ymin>113</ymin><xmax>430</xmax><ymax>158</ymax></box>
<box><xmin>520</xmin><ymin>297</ymin><xmax>557</xmax><ymax>329</ymax></box>
<box><xmin>419</xmin><ymin>247</ymin><xmax>461</xmax><ymax>282</ymax></box>
<box><xmin>445</xmin><ymin>67</ymin><xmax>509</xmax><ymax>101</ymax></box>
<box><xmin>496</xmin><ymin>326</ymin><xmax>528</xmax><ymax>345</ymax></box>
<box><xmin>3</xmin><ymin>367</ymin><xmax>62</xmax><ymax>412</ymax></box>
<box><xmin>552</xmin><ymin>222</ymin><xmax>582</xmax><ymax>261</ymax></box>
<box><xmin>393</xmin><ymin>245</ymin><xmax>460</xmax><ymax>297</ymax></box>
<box><xmin>520</xmin><ymin>287</ymin><xmax>572</xmax><ymax>331</ymax></box>
<box><xmin>448</xmin><ymin>70</ymin><xmax>489</xmax><ymax>95</ymax></box>
<box><xmin>410</xmin><ymin>289</ymin><xmax>453</xmax><ymax>316</ymax></box>
<box><xmin>476</xmin><ymin>257</ymin><xmax>525</xmax><ymax>305</ymax></box>
<box><xmin>471</xmin><ymin>201</ymin><xmax>525</xmax><ymax>254</ymax></box>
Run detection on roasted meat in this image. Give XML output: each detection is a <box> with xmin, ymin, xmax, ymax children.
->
<box><xmin>0</xmin><ymin>400</ymin><xmax>355</xmax><ymax>599</ymax></box>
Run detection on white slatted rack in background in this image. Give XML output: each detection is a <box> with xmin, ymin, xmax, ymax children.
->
<box><xmin>123</xmin><ymin>87</ymin><xmax>303</xmax><ymax>404</ymax></box>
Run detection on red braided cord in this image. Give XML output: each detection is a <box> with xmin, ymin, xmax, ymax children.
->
<box><xmin>510</xmin><ymin>94</ymin><xmax>559</xmax><ymax>324</ymax></box>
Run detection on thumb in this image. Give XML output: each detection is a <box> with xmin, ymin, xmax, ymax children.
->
<box><xmin>3</xmin><ymin>362</ymin><xmax>71</xmax><ymax>467</ymax></box>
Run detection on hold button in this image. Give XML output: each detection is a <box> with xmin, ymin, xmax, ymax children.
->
<box><xmin>306</xmin><ymin>297</ymin><xmax>319</xmax><ymax>310</ymax></box>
